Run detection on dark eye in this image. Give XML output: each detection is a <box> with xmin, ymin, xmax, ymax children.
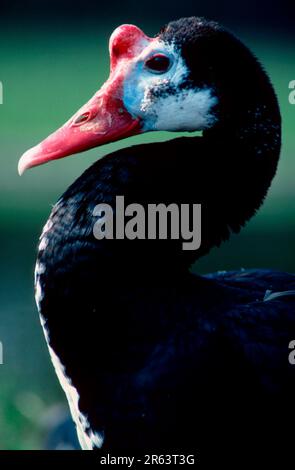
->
<box><xmin>144</xmin><ymin>54</ymin><xmax>171</xmax><ymax>73</ymax></box>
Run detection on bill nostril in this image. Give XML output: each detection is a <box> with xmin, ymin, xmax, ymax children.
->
<box><xmin>72</xmin><ymin>112</ymin><xmax>92</xmax><ymax>126</ymax></box>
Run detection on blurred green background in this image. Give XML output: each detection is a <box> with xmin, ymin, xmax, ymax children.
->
<box><xmin>0</xmin><ymin>2</ymin><xmax>294</xmax><ymax>449</ymax></box>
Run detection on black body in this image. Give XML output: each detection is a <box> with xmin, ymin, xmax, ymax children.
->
<box><xmin>35</xmin><ymin>18</ymin><xmax>295</xmax><ymax>461</ymax></box>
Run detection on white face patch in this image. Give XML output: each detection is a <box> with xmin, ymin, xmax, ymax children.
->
<box><xmin>152</xmin><ymin>88</ymin><xmax>218</xmax><ymax>131</ymax></box>
<box><xmin>123</xmin><ymin>40</ymin><xmax>218</xmax><ymax>132</ymax></box>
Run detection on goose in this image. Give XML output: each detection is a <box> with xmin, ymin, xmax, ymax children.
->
<box><xmin>18</xmin><ymin>17</ymin><xmax>295</xmax><ymax>460</ymax></box>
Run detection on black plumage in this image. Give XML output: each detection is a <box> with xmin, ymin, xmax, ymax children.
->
<box><xmin>33</xmin><ymin>17</ymin><xmax>295</xmax><ymax>460</ymax></box>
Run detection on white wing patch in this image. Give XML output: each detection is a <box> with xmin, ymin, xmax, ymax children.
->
<box><xmin>45</xmin><ymin>335</ymin><xmax>104</xmax><ymax>450</ymax></box>
<box><xmin>34</xmin><ymin>262</ymin><xmax>45</xmax><ymax>310</ymax></box>
<box><xmin>38</xmin><ymin>311</ymin><xmax>104</xmax><ymax>450</ymax></box>
<box><xmin>35</xmin><ymin>218</ymin><xmax>104</xmax><ymax>450</ymax></box>
<box><xmin>38</xmin><ymin>237</ymin><xmax>48</xmax><ymax>251</ymax></box>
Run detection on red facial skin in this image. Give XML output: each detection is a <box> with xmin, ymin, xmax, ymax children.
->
<box><xmin>18</xmin><ymin>25</ymin><xmax>153</xmax><ymax>175</ymax></box>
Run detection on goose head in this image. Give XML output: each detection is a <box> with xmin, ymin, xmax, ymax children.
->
<box><xmin>18</xmin><ymin>17</ymin><xmax>281</xmax><ymax>175</ymax></box>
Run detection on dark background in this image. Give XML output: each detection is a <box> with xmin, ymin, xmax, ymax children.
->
<box><xmin>1</xmin><ymin>0</ymin><xmax>295</xmax><ymax>32</ymax></box>
<box><xmin>0</xmin><ymin>0</ymin><xmax>294</xmax><ymax>449</ymax></box>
